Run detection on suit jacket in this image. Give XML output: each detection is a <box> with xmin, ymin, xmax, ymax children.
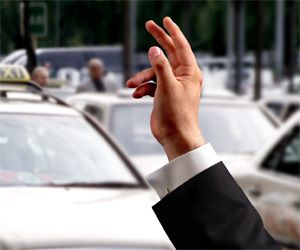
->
<box><xmin>152</xmin><ymin>162</ymin><xmax>282</xmax><ymax>249</ymax></box>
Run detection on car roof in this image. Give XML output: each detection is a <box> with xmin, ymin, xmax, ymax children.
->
<box><xmin>3</xmin><ymin>46</ymin><xmax>122</xmax><ymax>56</ymax></box>
<box><xmin>0</xmin><ymin>90</ymin><xmax>80</xmax><ymax>116</ymax></box>
<box><xmin>68</xmin><ymin>92</ymin><xmax>153</xmax><ymax>105</ymax></box>
<box><xmin>197</xmin><ymin>56</ymin><xmax>254</xmax><ymax>65</ymax></box>
<box><xmin>0</xmin><ymin>101</ymin><xmax>80</xmax><ymax>116</ymax></box>
<box><xmin>67</xmin><ymin>91</ymin><xmax>255</xmax><ymax>107</ymax></box>
<box><xmin>261</xmin><ymin>95</ymin><xmax>300</xmax><ymax>104</ymax></box>
<box><xmin>34</xmin><ymin>46</ymin><xmax>122</xmax><ymax>53</ymax></box>
<box><xmin>0</xmin><ymin>64</ymin><xmax>31</xmax><ymax>83</ymax></box>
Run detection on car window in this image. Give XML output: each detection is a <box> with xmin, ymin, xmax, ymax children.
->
<box><xmin>199</xmin><ymin>105</ymin><xmax>276</xmax><ymax>153</ymax></box>
<box><xmin>111</xmin><ymin>104</ymin><xmax>164</xmax><ymax>155</ymax></box>
<box><xmin>262</xmin><ymin>124</ymin><xmax>300</xmax><ymax>177</ymax></box>
<box><xmin>283</xmin><ymin>104</ymin><xmax>299</xmax><ymax>121</ymax></box>
<box><xmin>0</xmin><ymin>114</ymin><xmax>138</xmax><ymax>186</ymax></box>
<box><xmin>266</xmin><ymin>102</ymin><xmax>284</xmax><ymax>117</ymax></box>
<box><xmin>110</xmin><ymin>103</ymin><xmax>275</xmax><ymax>155</ymax></box>
<box><xmin>84</xmin><ymin>105</ymin><xmax>104</xmax><ymax>122</ymax></box>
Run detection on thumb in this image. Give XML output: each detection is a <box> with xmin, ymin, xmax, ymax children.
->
<box><xmin>148</xmin><ymin>46</ymin><xmax>175</xmax><ymax>86</ymax></box>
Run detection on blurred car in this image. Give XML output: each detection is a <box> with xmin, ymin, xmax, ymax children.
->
<box><xmin>67</xmin><ymin>90</ymin><xmax>279</xmax><ymax>176</ymax></box>
<box><xmin>234</xmin><ymin>111</ymin><xmax>300</xmax><ymax>248</ymax></box>
<box><xmin>0</xmin><ymin>65</ymin><xmax>172</xmax><ymax>250</ymax></box>
<box><xmin>1</xmin><ymin>47</ymin><xmax>124</xmax><ymax>100</ymax></box>
<box><xmin>1</xmin><ymin>46</ymin><xmax>123</xmax><ymax>77</ymax></box>
<box><xmin>0</xmin><ymin>50</ymin><xmax>25</xmax><ymax>64</ymax></box>
<box><xmin>1</xmin><ymin>46</ymin><xmax>124</xmax><ymax>90</ymax></box>
<box><xmin>197</xmin><ymin>56</ymin><xmax>256</xmax><ymax>91</ymax></box>
<box><xmin>260</xmin><ymin>95</ymin><xmax>300</xmax><ymax>122</ymax></box>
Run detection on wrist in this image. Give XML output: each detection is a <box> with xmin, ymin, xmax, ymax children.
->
<box><xmin>161</xmin><ymin>129</ymin><xmax>205</xmax><ymax>161</ymax></box>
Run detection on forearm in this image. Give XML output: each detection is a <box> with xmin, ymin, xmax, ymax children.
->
<box><xmin>151</xmin><ymin>162</ymin><xmax>282</xmax><ymax>249</ymax></box>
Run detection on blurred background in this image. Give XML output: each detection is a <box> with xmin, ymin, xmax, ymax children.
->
<box><xmin>1</xmin><ymin>0</ymin><xmax>300</xmax><ymax>95</ymax></box>
<box><xmin>0</xmin><ymin>0</ymin><xmax>299</xmax><ymax>250</ymax></box>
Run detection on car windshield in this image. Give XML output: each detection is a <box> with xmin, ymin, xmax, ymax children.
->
<box><xmin>0</xmin><ymin>114</ymin><xmax>138</xmax><ymax>187</ymax></box>
<box><xmin>199</xmin><ymin>105</ymin><xmax>276</xmax><ymax>153</ymax></box>
<box><xmin>111</xmin><ymin>103</ymin><xmax>276</xmax><ymax>155</ymax></box>
<box><xmin>111</xmin><ymin>104</ymin><xmax>165</xmax><ymax>155</ymax></box>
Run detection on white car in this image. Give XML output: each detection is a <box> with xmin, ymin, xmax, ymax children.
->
<box><xmin>0</xmin><ymin>79</ymin><xmax>171</xmax><ymax>248</ymax></box>
<box><xmin>235</xmin><ymin>111</ymin><xmax>300</xmax><ymax>248</ymax></box>
<box><xmin>67</xmin><ymin>91</ymin><xmax>279</xmax><ymax>176</ymax></box>
<box><xmin>68</xmin><ymin>91</ymin><xmax>300</xmax><ymax>247</ymax></box>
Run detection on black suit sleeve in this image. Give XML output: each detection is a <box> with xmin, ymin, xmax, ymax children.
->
<box><xmin>152</xmin><ymin>162</ymin><xmax>282</xmax><ymax>249</ymax></box>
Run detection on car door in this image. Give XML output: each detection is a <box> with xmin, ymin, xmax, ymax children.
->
<box><xmin>237</xmin><ymin>122</ymin><xmax>300</xmax><ymax>247</ymax></box>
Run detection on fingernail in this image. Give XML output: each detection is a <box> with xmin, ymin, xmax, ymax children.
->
<box><xmin>164</xmin><ymin>16</ymin><xmax>172</xmax><ymax>23</ymax></box>
<box><xmin>149</xmin><ymin>47</ymin><xmax>161</xmax><ymax>59</ymax></box>
<box><xmin>132</xmin><ymin>91</ymin><xmax>141</xmax><ymax>99</ymax></box>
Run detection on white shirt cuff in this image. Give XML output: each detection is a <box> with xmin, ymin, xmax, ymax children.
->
<box><xmin>146</xmin><ymin>143</ymin><xmax>220</xmax><ymax>199</ymax></box>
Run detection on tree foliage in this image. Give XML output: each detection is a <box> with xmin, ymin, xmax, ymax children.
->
<box><xmin>0</xmin><ymin>0</ymin><xmax>299</xmax><ymax>56</ymax></box>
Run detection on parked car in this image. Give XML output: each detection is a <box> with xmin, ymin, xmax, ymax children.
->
<box><xmin>1</xmin><ymin>46</ymin><xmax>123</xmax><ymax>87</ymax></box>
<box><xmin>67</xmin><ymin>90</ymin><xmax>279</xmax><ymax>176</ymax></box>
<box><xmin>260</xmin><ymin>95</ymin><xmax>300</xmax><ymax>121</ymax></box>
<box><xmin>0</xmin><ymin>65</ymin><xmax>172</xmax><ymax>250</ymax></box>
<box><xmin>197</xmin><ymin>56</ymin><xmax>256</xmax><ymax>92</ymax></box>
<box><xmin>67</xmin><ymin>90</ymin><xmax>300</xmax><ymax>247</ymax></box>
<box><xmin>234</xmin><ymin>111</ymin><xmax>300</xmax><ymax>248</ymax></box>
<box><xmin>1</xmin><ymin>46</ymin><xmax>123</xmax><ymax>76</ymax></box>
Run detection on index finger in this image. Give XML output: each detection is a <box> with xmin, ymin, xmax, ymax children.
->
<box><xmin>126</xmin><ymin>68</ymin><xmax>155</xmax><ymax>88</ymax></box>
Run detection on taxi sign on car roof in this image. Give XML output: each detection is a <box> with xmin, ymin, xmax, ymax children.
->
<box><xmin>0</xmin><ymin>64</ymin><xmax>43</xmax><ymax>92</ymax></box>
<box><xmin>0</xmin><ymin>64</ymin><xmax>31</xmax><ymax>83</ymax></box>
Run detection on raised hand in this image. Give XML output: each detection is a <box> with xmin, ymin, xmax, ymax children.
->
<box><xmin>126</xmin><ymin>17</ymin><xmax>205</xmax><ymax>161</ymax></box>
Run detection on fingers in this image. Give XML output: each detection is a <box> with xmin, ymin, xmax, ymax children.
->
<box><xmin>163</xmin><ymin>17</ymin><xmax>196</xmax><ymax>66</ymax></box>
<box><xmin>146</xmin><ymin>20</ymin><xmax>176</xmax><ymax>54</ymax></box>
<box><xmin>148</xmin><ymin>46</ymin><xmax>175</xmax><ymax>86</ymax></box>
<box><xmin>145</xmin><ymin>20</ymin><xmax>179</xmax><ymax>69</ymax></box>
<box><xmin>132</xmin><ymin>82</ymin><xmax>157</xmax><ymax>98</ymax></box>
<box><xmin>163</xmin><ymin>17</ymin><xmax>190</xmax><ymax>50</ymax></box>
<box><xmin>126</xmin><ymin>68</ymin><xmax>155</xmax><ymax>88</ymax></box>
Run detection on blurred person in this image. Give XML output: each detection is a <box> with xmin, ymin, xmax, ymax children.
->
<box><xmin>32</xmin><ymin>66</ymin><xmax>49</xmax><ymax>87</ymax></box>
<box><xmin>43</xmin><ymin>62</ymin><xmax>54</xmax><ymax>77</ymax></box>
<box><xmin>127</xmin><ymin>17</ymin><xmax>281</xmax><ymax>249</ymax></box>
<box><xmin>43</xmin><ymin>62</ymin><xmax>51</xmax><ymax>70</ymax></box>
<box><xmin>77</xmin><ymin>58</ymin><xmax>119</xmax><ymax>93</ymax></box>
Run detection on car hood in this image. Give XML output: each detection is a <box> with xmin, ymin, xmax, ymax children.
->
<box><xmin>0</xmin><ymin>187</ymin><xmax>171</xmax><ymax>249</ymax></box>
<box><xmin>132</xmin><ymin>153</ymin><xmax>255</xmax><ymax>177</ymax></box>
